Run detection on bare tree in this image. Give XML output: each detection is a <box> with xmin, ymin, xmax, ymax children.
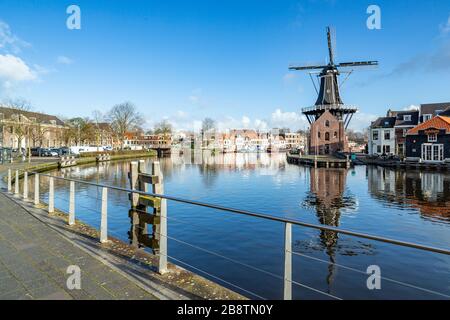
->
<box><xmin>154</xmin><ymin>120</ymin><xmax>172</xmax><ymax>135</ymax></box>
<box><xmin>107</xmin><ymin>102</ymin><xmax>144</xmax><ymax>149</ymax></box>
<box><xmin>92</xmin><ymin>110</ymin><xmax>105</xmax><ymax>152</ymax></box>
<box><xmin>201</xmin><ymin>118</ymin><xmax>216</xmax><ymax>147</ymax></box>
<box><xmin>2</xmin><ymin>98</ymin><xmax>33</xmax><ymax>111</ymax></box>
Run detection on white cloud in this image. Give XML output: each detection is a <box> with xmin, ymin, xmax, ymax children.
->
<box><xmin>0</xmin><ymin>20</ymin><xmax>30</xmax><ymax>53</ymax></box>
<box><xmin>348</xmin><ymin>111</ymin><xmax>378</xmax><ymax>132</ymax></box>
<box><xmin>269</xmin><ymin>108</ymin><xmax>308</xmax><ymax>130</ymax></box>
<box><xmin>0</xmin><ymin>54</ymin><xmax>36</xmax><ymax>89</ymax></box>
<box><xmin>57</xmin><ymin>55</ymin><xmax>74</xmax><ymax>65</ymax></box>
<box><xmin>403</xmin><ymin>104</ymin><xmax>420</xmax><ymax>111</ymax></box>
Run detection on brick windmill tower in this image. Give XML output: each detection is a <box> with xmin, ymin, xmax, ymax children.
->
<box><xmin>289</xmin><ymin>27</ymin><xmax>378</xmax><ymax>155</ymax></box>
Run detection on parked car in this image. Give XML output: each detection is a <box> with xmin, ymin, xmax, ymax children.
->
<box><xmin>41</xmin><ymin>148</ymin><xmax>59</xmax><ymax>157</ymax></box>
<box><xmin>30</xmin><ymin>147</ymin><xmax>43</xmax><ymax>157</ymax></box>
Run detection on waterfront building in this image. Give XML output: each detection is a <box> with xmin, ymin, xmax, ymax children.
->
<box><xmin>123</xmin><ymin>131</ymin><xmax>172</xmax><ymax>150</ymax></box>
<box><xmin>405</xmin><ymin>115</ymin><xmax>450</xmax><ymax>163</ymax></box>
<box><xmin>0</xmin><ymin>106</ymin><xmax>67</xmax><ymax>149</ymax></box>
<box><xmin>419</xmin><ymin>102</ymin><xmax>450</xmax><ymax>123</ymax></box>
<box><xmin>284</xmin><ymin>132</ymin><xmax>306</xmax><ymax>150</ymax></box>
<box><xmin>368</xmin><ymin>117</ymin><xmax>396</xmax><ymax>156</ymax></box>
<box><xmin>386</xmin><ymin>109</ymin><xmax>420</xmax><ymax>157</ymax></box>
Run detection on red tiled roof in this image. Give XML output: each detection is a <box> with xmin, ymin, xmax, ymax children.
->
<box><xmin>407</xmin><ymin>116</ymin><xmax>450</xmax><ymax>135</ymax></box>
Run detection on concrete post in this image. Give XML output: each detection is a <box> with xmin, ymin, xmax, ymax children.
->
<box><xmin>23</xmin><ymin>172</ymin><xmax>28</xmax><ymax>200</ymax></box>
<box><xmin>100</xmin><ymin>187</ymin><xmax>108</xmax><ymax>243</ymax></box>
<box><xmin>48</xmin><ymin>177</ymin><xmax>54</xmax><ymax>213</ymax></box>
<box><xmin>284</xmin><ymin>222</ymin><xmax>292</xmax><ymax>300</ymax></box>
<box><xmin>14</xmin><ymin>170</ymin><xmax>19</xmax><ymax>195</ymax></box>
<box><xmin>69</xmin><ymin>181</ymin><xmax>75</xmax><ymax>225</ymax></box>
<box><xmin>7</xmin><ymin>169</ymin><xmax>12</xmax><ymax>193</ymax></box>
<box><xmin>34</xmin><ymin>174</ymin><xmax>40</xmax><ymax>206</ymax></box>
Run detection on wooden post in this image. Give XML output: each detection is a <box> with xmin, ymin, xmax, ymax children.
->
<box><xmin>100</xmin><ymin>187</ymin><xmax>108</xmax><ymax>243</ymax></box>
<box><xmin>69</xmin><ymin>181</ymin><xmax>75</xmax><ymax>225</ymax></box>
<box><xmin>7</xmin><ymin>169</ymin><xmax>11</xmax><ymax>193</ymax></box>
<box><xmin>153</xmin><ymin>161</ymin><xmax>168</xmax><ymax>274</ymax></box>
<box><xmin>14</xmin><ymin>170</ymin><xmax>19</xmax><ymax>195</ymax></box>
<box><xmin>48</xmin><ymin>177</ymin><xmax>54</xmax><ymax>213</ymax></box>
<box><xmin>23</xmin><ymin>172</ymin><xmax>28</xmax><ymax>200</ymax></box>
<box><xmin>284</xmin><ymin>222</ymin><xmax>292</xmax><ymax>300</ymax></box>
<box><xmin>34</xmin><ymin>173</ymin><xmax>40</xmax><ymax>206</ymax></box>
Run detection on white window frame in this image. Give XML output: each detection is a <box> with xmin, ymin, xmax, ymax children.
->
<box><xmin>423</xmin><ymin>114</ymin><xmax>432</xmax><ymax>122</ymax></box>
<box><xmin>428</xmin><ymin>133</ymin><xmax>438</xmax><ymax>142</ymax></box>
<box><xmin>403</xmin><ymin>115</ymin><xmax>411</xmax><ymax>121</ymax></box>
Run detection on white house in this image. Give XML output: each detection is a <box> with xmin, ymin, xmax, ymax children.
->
<box><xmin>368</xmin><ymin>117</ymin><xmax>396</xmax><ymax>156</ymax></box>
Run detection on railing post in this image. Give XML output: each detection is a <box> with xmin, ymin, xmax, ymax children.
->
<box><xmin>100</xmin><ymin>187</ymin><xmax>108</xmax><ymax>243</ymax></box>
<box><xmin>23</xmin><ymin>172</ymin><xmax>28</xmax><ymax>200</ymax></box>
<box><xmin>34</xmin><ymin>173</ymin><xmax>40</xmax><ymax>206</ymax></box>
<box><xmin>69</xmin><ymin>181</ymin><xmax>75</xmax><ymax>225</ymax></box>
<box><xmin>48</xmin><ymin>177</ymin><xmax>54</xmax><ymax>213</ymax></box>
<box><xmin>7</xmin><ymin>169</ymin><xmax>12</xmax><ymax>193</ymax></box>
<box><xmin>153</xmin><ymin>161</ymin><xmax>168</xmax><ymax>274</ymax></box>
<box><xmin>14</xmin><ymin>170</ymin><xmax>19</xmax><ymax>195</ymax></box>
<box><xmin>284</xmin><ymin>222</ymin><xmax>292</xmax><ymax>300</ymax></box>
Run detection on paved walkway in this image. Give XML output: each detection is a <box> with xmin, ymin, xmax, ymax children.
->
<box><xmin>0</xmin><ymin>192</ymin><xmax>157</xmax><ymax>300</ymax></box>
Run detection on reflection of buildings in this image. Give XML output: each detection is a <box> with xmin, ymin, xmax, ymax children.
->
<box><xmin>304</xmin><ymin>168</ymin><xmax>357</xmax><ymax>287</ymax></box>
<box><xmin>367</xmin><ymin>166</ymin><xmax>450</xmax><ymax>219</ymax></box>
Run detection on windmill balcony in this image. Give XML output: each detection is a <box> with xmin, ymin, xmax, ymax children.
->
<box><xmin>301</xmin><ymin>104</ymin><xmax>358</xmax><ymax>114</ymax></box>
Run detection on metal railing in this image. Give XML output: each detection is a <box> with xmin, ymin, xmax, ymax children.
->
<box><xmin>6</xmin><ymin>167</ymin><xmax>450</xmax><ymax>300</ymax></box>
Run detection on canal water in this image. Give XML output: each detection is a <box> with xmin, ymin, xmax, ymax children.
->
<box><xmin>40</xmin><ymin>152</ymin><xmax>449</xmax><ymax>299</ymax></box>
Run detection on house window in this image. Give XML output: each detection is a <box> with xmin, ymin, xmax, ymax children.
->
<box><xmin>325</xmin><ymin>120</ymin><xmax>330</xmax><ymax>127</ymax></box>
<box><xmin>333</xmin><ymin>131</ymin><xmax>338</xmax><ymax>138</ymax></box>
<box><xmin>318</xmin><ymin>132</ymin><xmax>321</xmax><ymax>139</ymax></box>
<box><xmin>423</xmin><ymin>114</ymin><xmax>432</xmax><ymax>122</ymax></box>
<box><xmin>372</xmin><ymin>130</ymin><xmax>379</xmax><ymax>141</ymax></box>
<box><xmin>377</xmin><ymin>146</ymin><xmax>381</xmax><ymax>154</ymax></box>
<box><xmin>384</xmin><ymin>130</ymin><xmax>391</xmax><ymax>140</ymax></box>
<box><xmin>403</xmin><ymin>115</ymin><xmax>411</xmax><ymax>121</ymax></box>
<box><xmin>325</xmin><ymin>132</ymin><xmax>330</xmax><ymax>141</ymax></box>
<box><xmin>428</xmin><ymin>133</ymin><xmax>437</xmax><ymax>142</ymax></box>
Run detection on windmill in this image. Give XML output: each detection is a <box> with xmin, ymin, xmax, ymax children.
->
<box><xmin>289</xmin><ymin>27</ymin><xmax>378</xmax><ymax>129</ymax></box>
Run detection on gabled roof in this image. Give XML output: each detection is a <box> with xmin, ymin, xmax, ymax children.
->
<box><xmin>0</xmin><ymin>106</ymin><xmax>65</xmax><ymax>126</ymax></box>
<box><xmin>371</xmin><ymin>117</ymin><xmax>396</xmax><ymax>128</ymax></box>
<box><xmin>388</xmin><ymin>110</ymin><xmax>419</xmax><ymax>127</ymax></box>
<box><xmin>407</xmin><ymin>116</ymin><xmax>450</xmax><ymax>135</ymax></box>
<box><xmin>420</xmin><ymin>103</ymin><xmax>450</xmax><ymax>116</ymax></box>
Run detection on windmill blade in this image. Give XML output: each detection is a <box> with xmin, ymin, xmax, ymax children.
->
<box><xmin>338</xmin><ymin>61</ymin><xmax>378</xmax><ymax>67</ymax></box>
<box><xmin>327</xmin><ymin>26</ymin><xmax>337</xmax><ymax>65</ymax></box>
<box><xmin>289</xmin><ymin>64</ymin><xmax>328</xmax><ymax>71</ymax></box>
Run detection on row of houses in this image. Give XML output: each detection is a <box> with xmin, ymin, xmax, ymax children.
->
<box><xmin>368</xmin><ymin>102</ymin><xmax>450</xmax><ymax>162</ymax></box>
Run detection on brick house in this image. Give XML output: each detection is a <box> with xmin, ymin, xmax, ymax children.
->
<box><xmin>308</xmin><ymin>110</ymin><xmax>347</xmax><ymax>155</ymax></box>
<box><xmin>406</xmin><ymin>116</ymin><xmax>450</xmax><ymax>163</ymax></box>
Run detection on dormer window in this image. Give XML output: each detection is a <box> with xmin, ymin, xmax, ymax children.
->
<box><xmin>428</xmin><ymin>133</ymin><xmax>438</xmax><ymax>142</ymax></box>
<box><xmin>423</xmin><ymin>114</ymin><xmax>432</xmax><ymax>122</ymax></box>
<box><xmin>403</xmin><ymin>115</ymin><xmax>411</xmax><ymax>121</ymax></box>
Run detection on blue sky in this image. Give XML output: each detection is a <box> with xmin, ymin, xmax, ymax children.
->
<box><xmin>0</xmin><ymin>0</ymin><xmax>449</xmax><ymax>132</ymax></box>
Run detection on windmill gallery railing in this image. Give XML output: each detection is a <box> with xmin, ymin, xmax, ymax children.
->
<box><xmin>5</xmin><ymin>164</ymin><xmax>450</xmax><ymax>300</ymax></box>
